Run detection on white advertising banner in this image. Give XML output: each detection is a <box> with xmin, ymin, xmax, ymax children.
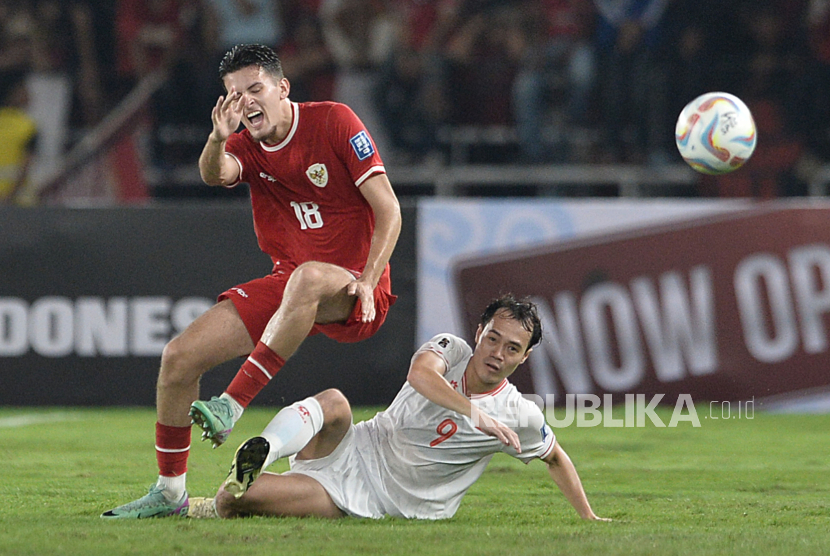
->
<box><xmin>418</xmin><ymin>198</ymin><xmax>830</xmax><ymax>412</ymax></box>
<box><xmin>417</xmin><ymin>198</ymin><xmax>747</xmax><ymax>344</ymax></box>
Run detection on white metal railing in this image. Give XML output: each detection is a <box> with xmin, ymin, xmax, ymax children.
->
<box><xmin>153</xmin><ymin>161</ymin><xmax>830</xmax><ymax>199</ymax></box>
<box><xmin>149</xmin><ymin>161</ymin><xmax>699</xmax><ymax>197</ymax></box>
<box><xmin>385</xmin><ymin>162</ymin><xmax>699</xmax><ymax>197</ymax></box>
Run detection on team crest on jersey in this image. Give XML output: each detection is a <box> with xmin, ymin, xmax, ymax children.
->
<box><xmin>305</xmin><ymin>163</ymin><xmax>328</xmax><ymax>187</ymax></box>
<box><xmin>438</xmin><ymin>337</ymin><xmax>450</xmax><ymax>348</ymax></box>
<box><xmin>350</xmin><ymin>130</ymin><xmax>374</xmax><ymax>160</ymax></box>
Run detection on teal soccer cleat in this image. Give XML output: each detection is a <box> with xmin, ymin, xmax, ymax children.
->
<box><xmin>101</xmin><ymin>485</ymin><xmax>188</xmax><ymax>519</ymax></box>
<box><xmin>190</xmin><ymin>396</ymin><xmax>235</xmax><ymax>448</ymax></box>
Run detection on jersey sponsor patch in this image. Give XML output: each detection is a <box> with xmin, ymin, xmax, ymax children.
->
<box><xmin>350</xmin><ymin>130</ymin><xmax>375</xmax><ymax>160</ymax></box>
<box><xmin>306</xmin><ymin>163</ymin><xmax>328</xmax><ymax>187</ymax></box>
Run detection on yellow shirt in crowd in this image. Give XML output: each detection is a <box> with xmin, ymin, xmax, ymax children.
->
<box><xmin>0</xmin><ymin>106</ymin><xmax>37</xmax><ymax>200</ymax></box>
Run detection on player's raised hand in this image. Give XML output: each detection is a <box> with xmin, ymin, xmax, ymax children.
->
<box><xmin>210</xmin><ymin>87</ymin><xmax>245</xmax><ymax>142</ymax></box>
<box><xmin>346</xmin><ymin>278</ymin><xmax>376</xmax><ymax>323</ymax></box>
<box><xmin>471</xmin><ymin>405</ymin><xmax>521</xmax><ymax>453</ymax></box>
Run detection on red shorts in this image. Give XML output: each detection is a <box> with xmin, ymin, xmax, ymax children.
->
<box><xmin>218</xmin><ymin>266</ymin><xmax>396</xmax><ymax>344</ymax></box>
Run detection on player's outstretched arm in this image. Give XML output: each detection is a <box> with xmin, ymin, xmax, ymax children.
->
<box><xmin>543</xmin><ymin>442</ymin><xmax>610</xmax><ymax>521</ymax></box>
<box><xmin>407</xmin><ymin>351</ymin><xmax>471</xmax><ymax>415</ymax></box>
<box><xmin>407</xmin><ymin>351</ymin><xmax>521</xmax><ymax>451</ymax></box>
<box><xmin>348</xmin><ymin>173</ymin><xmax>401</xmax><ymax>322</ymax></box>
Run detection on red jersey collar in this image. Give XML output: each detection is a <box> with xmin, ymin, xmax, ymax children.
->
<box><xmin>260</xmin><ymin>101</ymin><xmax>299</xmax><ymax>152</ymax></box>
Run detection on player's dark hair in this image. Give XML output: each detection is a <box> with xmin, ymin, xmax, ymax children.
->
<box><xmin>218</xmin><ymin>44</ymin><xmax>284</xmax><ymax>81</ymax></box>
<box><xmin>480</xmin><ymin>294</ymin><xmax>542</xmax><ymax>351</ymax></box>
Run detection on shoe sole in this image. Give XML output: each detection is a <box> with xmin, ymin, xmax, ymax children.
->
<box><xmin>224</xmin><ymin>437</ymin><xmax>270</xmax><ymax>499</ymax></box>
<box><xmin>187</xmin><ymin>497</ymin><xmax>217</xmax><ymax>519</ymax></box>
<box><xmin>190</xmin><ymin>401</ymin><xmax>230</xmax><ymax>447</ymax></box>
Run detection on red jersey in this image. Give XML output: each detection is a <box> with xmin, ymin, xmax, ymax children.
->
<box><xmin>225</xmin><ymin>101</ymin><xmax>387</xmax><ymax>275</ymax></box>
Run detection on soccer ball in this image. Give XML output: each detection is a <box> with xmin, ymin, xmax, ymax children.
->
<box><xmin>675</xmin><ymin>92</ymin><xmax>757</xmax><ymax>174</ymax></box>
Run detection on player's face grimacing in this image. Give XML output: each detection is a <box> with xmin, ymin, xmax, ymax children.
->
<box><xmin>470</xmin><ymin>311</ymin><xmax>532</xmax><ymax>390</ymax></box>
<box><xmin>222</xmin><ymin>66</ymin><xmax>290</xmax><ymax>144</ymax></box>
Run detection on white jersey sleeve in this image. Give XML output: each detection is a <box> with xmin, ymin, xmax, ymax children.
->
<box><xmin>471</xmin><ymin>384</ymin><xmax>556</xmax><ymax>464</ymax></box>
<box><xmin>508</xmin><ymin>397</ymin><xmax>556</xmax><ymax>463</ymax></box>
<box><xmin>411</xmin><ymin>334</ymin><xmax>472</xmax><ymax>376</ymax></box>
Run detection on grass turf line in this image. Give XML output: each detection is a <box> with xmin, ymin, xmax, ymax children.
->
<box><xmin>0</xmin><ymin>406</ymin><xmax>828</xmax><ymax>556</ymax></box>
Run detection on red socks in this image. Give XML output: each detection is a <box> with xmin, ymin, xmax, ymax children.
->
<box><xmin>155</xmin><ymin>343</ymin><xmax>284</xmax><ymax>477</ymax></box>
<box><xmin>225</xmin><ymin>341</ymin><xmax>285</xmax><ymax>407</ymax></box>
<box><xmin>155</xmin><ymin>422</ymin><xmax>190</xmax><ymax>477</ymax></box>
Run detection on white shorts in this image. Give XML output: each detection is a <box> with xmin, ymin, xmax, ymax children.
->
<box><xmin>284</xmin><ymin>423</ymin><xmax>395</xmax><ymax>519</ymax></box>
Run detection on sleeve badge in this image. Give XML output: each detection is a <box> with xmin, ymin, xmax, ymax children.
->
<box><xmin>350</xmin><ymin>130</ymin><xmax>375</xmax><ymax>160</ymax></box>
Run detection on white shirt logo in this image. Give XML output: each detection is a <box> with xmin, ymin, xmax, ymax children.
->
<box><xmin>306</xmin><ymin>163</ymin><xmax>328</xmax><ymax>188</ymax></box>
<box><xmin>259</xmin><ymin>172</ymin><xmax>277</xmax><ymax>183</ymax></box>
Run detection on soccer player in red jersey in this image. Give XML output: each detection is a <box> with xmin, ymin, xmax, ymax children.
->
<box><xmin>103</xmin><ymin>44</ymin><xmax>401</xmax><ymax>518</ymax></box>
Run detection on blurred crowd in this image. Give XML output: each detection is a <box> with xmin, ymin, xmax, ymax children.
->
<box><xmin>2</xmin><ymin>0</ymin><xmax>830</xmax><ymax>202</ymax></box>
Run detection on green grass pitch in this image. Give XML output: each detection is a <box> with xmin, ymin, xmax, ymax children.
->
<box><xmin>1</xmin><ymin>405</ymin><xmax>828</xmax><ymax>555</ymax></box>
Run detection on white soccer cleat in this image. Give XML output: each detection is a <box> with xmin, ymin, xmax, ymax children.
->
<box><xmin>187</xmin><ymin>497</ymin><xmax>218</xmax><ymax>519</ymax></box>
<box><xmin>223</xmin><ymin>436</ymin><xmax>270</xmax><ymax>499</ymax></box>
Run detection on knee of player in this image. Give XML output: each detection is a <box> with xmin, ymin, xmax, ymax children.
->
<box><xmin>159</xmin><ymin>335</ymin><xmax>206</xmax><ymax>382</ymax></box>
<box><xmin>316</xmin><ymin>388</ymin><xmax>351</xmax><ymax>426</ymax></box>
<box><xmin>214</xmin><ymin>486</ymin><xmax>245</xmax><ymax>518</ymax></box>
<box><xmin>292</xmin><ymin>261</ymin><xmax>327</xmax><ymax>281</ymax></box>
<box><xmin>158</xmin><ymin>338</ymin><xmax>190</xmax><ymax>385</ymax></box>
<box><xmin>286</xmin><ymin>262</ymin><xmax>332</xmax><ymax>295</ymax></box>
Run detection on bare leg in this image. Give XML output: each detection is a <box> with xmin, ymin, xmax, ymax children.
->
<box><xmin>216</xmin><ymin>389</ymin><xmax>353</xmax><ymax>518</ymax></box>
<box><xmin>260</xmin><ymin>262</ymin><xmax>359</xmax><ymax>360</ymax></box>
<box><xmin>101</xmin><ymin>301</ymin><xmax>256</xmax><ymax>517</ymax></box>
<box><xmin>157</xmin><ymin>299</ymin><xmax>254</xmax><ymax>427</ymax></box>
<box><xmin>215</xmin><ymin>473</ymin><xmax>344</xmax><ymax>519</ymax></box>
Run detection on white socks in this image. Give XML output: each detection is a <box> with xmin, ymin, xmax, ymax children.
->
<box><xmin>220</xmin><ymin>392</ymin><xmax>245</xmax><ymax>423</ymax></box>
<box><xmin>157</xmin><ymin>473</ymin><xmax>186</xmax><ymax>502</ymax></box>
<box><xmin>154</xmin><ymin>397</ymin><xmax>323</xmax><ymax>502</ymax></box>
<box><xmin>261</xmin><ymin>397</ymin><xmax>324</xmax><ymax>468</ymax></box>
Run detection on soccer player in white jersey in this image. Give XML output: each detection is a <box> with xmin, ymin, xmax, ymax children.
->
<box><xmin>192</xmin><ymin>294</ymin><xmax>607</xmax><ymax>521</ymax></box>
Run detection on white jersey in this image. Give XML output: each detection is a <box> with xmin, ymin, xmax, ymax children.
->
<box><xmin>353</xmin><ymin>334</ymin><xmax>555</xmax><ymax>519</ymax></box>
